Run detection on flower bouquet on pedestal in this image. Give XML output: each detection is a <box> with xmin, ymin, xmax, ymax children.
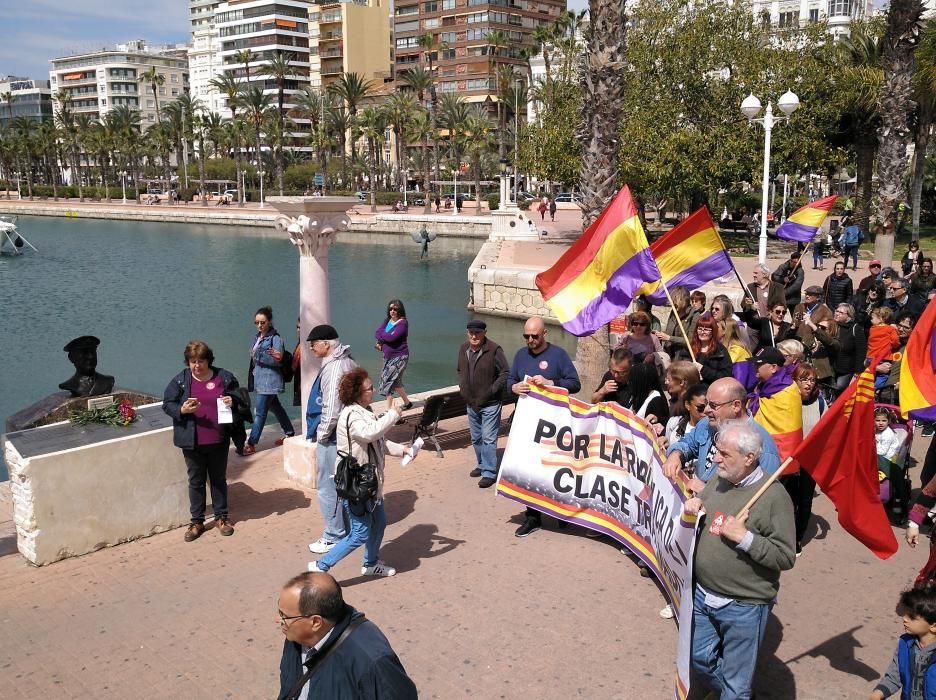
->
<box><xmin>69</xmin><ymin>399</ymin><xmax>137</xmax><ymax>427</ymax></box>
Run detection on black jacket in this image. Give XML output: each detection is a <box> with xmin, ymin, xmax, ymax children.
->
<box><xmin>696</xmin><ymin>343</ymin><xmax>733</xmax><ymax>383</ymax></box>
<box><xmin>162</xmin><ymin>367</ymin><xmax>240</xmax><ymax>449</ymax></box>
<box><xmin>278</xmin><ymin>607</ymin><xmax>417</xmax><ymax>700</ymax></box>
<box><xmin>823</xmin><ymin>273</ymin><xmax>854</xmax><ymax>311</ymax></box>
<box><xmin>834</xmin><ymin>321</ymin><xmax>867</xmax><ymax>377</ymax></box>
<box><xmin>457</xmin><ymin>338</ymin><xmax>509</xmax><ymax>408</ymax></box>
<box><xmin>771</xmin><ymin>261</ymin><xmax>804</xmax><ymax>307</ymax></box>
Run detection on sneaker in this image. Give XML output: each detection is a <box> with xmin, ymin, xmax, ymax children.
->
<box><xmin>515</xmin><ymin>517</ymin><xmax>541</xmax><ymax>538</ymax></box>
<box><xmin>309</xmin><ymin>538</ymin><xmax>336</xmax><ymax>554</ymax></box>
<box><xmin>274</xmin><ymin>436</ymin><xmax>292</xmax><ymax>447</ymax></box>
<box><xmin>216</xmin><ymin>518</ymin><xmax>234</xmax><ymax>536</ymax></box>
<box><xmin>469</xmin><ymin>467</ymin><xmax>483</xmax><ymax>478</ymax></box>
<box><xmin>308</xmin><ymin>561</ymin><xmax>326</xmax><ymax>573</ymax></box>
<box><xmin>242</xmin><ymin>443</ymin><xmax>257</xmax><ymax>456</ymax></box>
<box><xmin>659</xmin><ymin>604</ymin><xmax>675</xmax><ymax>619</ymax></box>
<box><xmin>795</xmin><ymin>542</ymin><xmax>803</xmax><ymax>558</ymax></box>
<box><xmin>638</xmin><ymin>562</ymin><xmax>653</xmax><ymax>578</ymax></box>
<box><xmin>184</xmin><ymin>522</ymin><xmax>205</xmax><ymax>542</ymax></box>
<box><xmin>362</xmin><ymin>561</ymin><xmax>396</xmax><ymax>577</ymax></box>
<box><xmin>478</xmin><ymin>476</ymin><xmax>496</xmax><ymax>488</ymax></box>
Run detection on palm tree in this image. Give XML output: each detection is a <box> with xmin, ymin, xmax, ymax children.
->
<box><xmin>263</xmin><ymin>51</ymin><xmax>296</xmax><ymax>195</ymax></box>
<box><xmin>138</xmin><ymin>67</ymin><xmax>165</xmax><ymax>123</ymax></box>
<box><xmin>416</xmin><ymin>32</ymin><xmax>443</xmax><ymax>186</ymax></box>
<box><xmin>36</xmin><ymin>121</ymin><xmax>61</xmax><ymax>199</ymax></box>
<box><xmin>109</xmin><ymin>105</ymin><xmax>142</xmax><ymax>201</ymax></box>
<box><xmin>232</xmin><ymin>49</ymin><xmax>257</xmax><ymax>89</ymax></box>
<box><xmin>326</xmin><ymin>97</ymin><xmax>351</xmax><ymax>187</ymax></box>
<box><xmin>329</xmin><ymin>72</ymin><xmax>374</xmax><ymax>167</ymax></box>
<box><xmin>210</xmin><ymin>73</ymin><xmax>245</xmax><ymax>205</ymax></box>
<box><xmin>12</xmin><ymin>117</ymin><xmax>37</xmax><ymax>198</ymax></box>
<box><xmin>292</xmin><ymin>86</ymin><xmax>329</xmax><ymax>191</ymax></box>
<box><xmin>240</xmin><ymin>85</ymin><xmax>272</xmax><ymax>179</ymax></box>
<box><xmin>1</xmin><ymin>91</ymin><xmax>14</xmax><ymax>126</ymax></box>
<box><xmin>358</xmin><ymin>105</ymin><xmax>388</xmax><ymax>212</ymax></box>
<box><xmin>439</xmin><ymin>93</ymin><xmax>471</xmax><ymax>197</ymax></box>
<box><xmin>162</xmin><ymin>100</ymin><xmax>187</xmax><ymax>196</ymax></box>
<box><xmin>384</xmin><ymin>91</ymin><xmax>419</xmax><ymax>193</ymax></box>
<box><xmin>463</xmin><ymin>105</ymin><xmax>494</xmax><ymax>214</ymax></box>
<box><xmin>0</xmin><ymin>125</ymin><xmax>15</xmax><ymax>198</ymax></box>
<box><xmin>410</xmin><ymin>108</ymin><xmax>434</xmax><ymax>213</ymax></box>
<box><xmin>909</xmin><ymin>22</ymin><xmax>936</xmax><ymax>240</ymax></box>
<box><xmin>573</xmin><ymin>0</ymin><xmax>631</xmax><ymax>396</ymax></box>
<box><xmin>531</xmin><ymin>24</ymin><xmax>555</xmax><ymax>99</ymax></box>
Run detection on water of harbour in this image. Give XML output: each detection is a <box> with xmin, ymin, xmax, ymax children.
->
<box><xmin>0</xmin><ymin>214</ymin><xmax>576</xmax><ymax>480</ymax></box>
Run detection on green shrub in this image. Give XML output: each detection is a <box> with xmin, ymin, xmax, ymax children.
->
<box><xmin>487</xmin><ymin>194</ymin><xmax>500</xmax><ymax>211</ymax></box>
<box><xmin>518</xmin><ymin>198</ymin><xmax>531</xmax><ymax>211</ymax></box>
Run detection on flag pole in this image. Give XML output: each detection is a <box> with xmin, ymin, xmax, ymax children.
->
<box><xmin>736</xmin><ymin>457</ymin><xmax>794</xmax><ymax>515</ymax></box>
<box><xmin>659</xmin><ymin>280</ymin><xmax>697</xmax><ymax>364</ymax></box>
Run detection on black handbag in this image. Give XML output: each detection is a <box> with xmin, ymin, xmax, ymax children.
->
<box><xmin>334</xmin><ymin>413</ymin><xmax>379</xmax><ymax>504</ymax></box>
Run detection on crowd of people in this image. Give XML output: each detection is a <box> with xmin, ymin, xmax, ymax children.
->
<box><xmin>157</xmin><ymin>240</ymin><xmax>936</xmax><ymax>698</ymax></box>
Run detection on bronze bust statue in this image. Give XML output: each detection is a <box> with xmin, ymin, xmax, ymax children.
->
<box><xmin>58</xmin><ymin>336</ymin><xmax>115</xmax><ymax>397</ymax></box>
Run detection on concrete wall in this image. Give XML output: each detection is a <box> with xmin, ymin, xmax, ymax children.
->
<box><xmin>468</xmin><ymin>240</ymin><xmax>558</xmax><ymax>322</ymax></box>
<box><xmin>350</xmin><ymin>213</ymin><xmax>491</xmax><ymax>238</ymax></box>
<box><xmin>5</xmin><ymin>412</ymin><xmax>190</xmax><ymax>566</ymax></box>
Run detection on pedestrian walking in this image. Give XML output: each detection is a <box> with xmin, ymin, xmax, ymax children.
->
<box><xmin>243</xmin><ymin>306</ymin><xmax>294</xmax><ymax>455</ymax></box>
<box><xmin>374</xmin><ymin>299</ymin><xmax>412</xmax><ymax>410</ymax></box>
<box><xmin>549</xmin><ymin>198</ymin><xmax>556</xmax><ymax>222</ymax></box>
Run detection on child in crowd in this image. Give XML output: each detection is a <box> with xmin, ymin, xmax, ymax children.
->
<box><xmin>875</xmin><ymin>407</ymin><xmax>901</xmax><ymax>503</ymax></box>
<box><xmin>867</xmin><ymin>306</ymin><xmax>901</xmax><ymax>389</ymax></box>
<box><xmin>870</xmin><ymin>586</ymin><xmax>936</xmax><ymax>699</ymax></box>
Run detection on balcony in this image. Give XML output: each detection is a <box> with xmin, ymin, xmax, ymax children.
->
<box><xmin>320</xmin><ymin>48</ymin><xmax>343</xmax><ymax>58</ymax></box>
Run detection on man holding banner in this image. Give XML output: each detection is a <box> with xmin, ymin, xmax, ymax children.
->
<box><xmin>683</xmin><ymin>421</ymin><xmax>796</xmax><ymax>700</ymax></box>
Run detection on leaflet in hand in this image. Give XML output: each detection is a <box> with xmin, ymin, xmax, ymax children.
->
<box><xmin>402</xmin><ymin>437</ymin><xmax>424</xmax><ymax>467</ymax></box>
<box><xmin>217</xmin><ymin>398</ymin><xmax>234</xmax><ymax>424</ymax></box>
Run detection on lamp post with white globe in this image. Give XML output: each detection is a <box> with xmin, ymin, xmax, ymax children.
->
<box><xmin>741</xmin><ymin>90</ymin><xmax>799</xmax><ymax>263</ymax></box>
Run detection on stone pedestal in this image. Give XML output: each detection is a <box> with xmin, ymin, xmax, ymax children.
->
<box><xmin>490</xmin><ymin>207</ymin><xmax>541</xmax><ymax>241</ymax></box>
<box><xmin>3</xmin><ymin>403</ymin><xmax>188</xmax><ymax>565</ymax></box>
<box><xmin>283</xmin><ymin>435</ymin><xmax>317</xmax><ymax>490</ymax></box>
<box><xmin>5</xmin><ymin>389</ymin><xmax>159</xmax><ymax>433</ymax></box>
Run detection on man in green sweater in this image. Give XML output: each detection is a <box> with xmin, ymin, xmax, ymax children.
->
<box><xmin>683</xmin><ymin>421</ymin><xmax>796</xmax><ymax>700</ymax></box>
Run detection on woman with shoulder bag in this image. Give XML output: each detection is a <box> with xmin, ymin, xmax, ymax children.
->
<box><xmin>309</xmin><ymin>368</ymin><xmax>405</xmax><ymax>578</ymax></box>
<box><xmin>243</xmin><ymin>305</ymin><xmax>295</xmax><ymax>455</ymax></box>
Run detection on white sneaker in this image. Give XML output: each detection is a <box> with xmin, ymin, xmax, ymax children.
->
<box><xmin>309</xmin><ymin>538</ymin><xmax>336</xmax><ymax>554</ymax></box>
<box><xmin>307</xmin><ymin>561</ymin><xmax>326</xmax><ymax>573</ymax></box>
<box><xmin>361</xmin><ymin>561</ymin><xmax>396</xmax><ymax>577</ymax></box>
<box><xmin>659</xmin><ymin>604</ymin><xmax>674</xmax><ymax>619</ymax></box>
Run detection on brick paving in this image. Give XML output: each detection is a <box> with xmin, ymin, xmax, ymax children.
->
<box><xmin>0</xmin><ymin>410</ymin><xmax>932</xmax><ymax>699</ymax></box>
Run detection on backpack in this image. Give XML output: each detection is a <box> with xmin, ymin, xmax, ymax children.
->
<box><xmin>272</xmin><ymin>333</ymin><xmax>294</xmax><ymax>383</ymax></box>
<box><xmin>334</xmin><ymin>413</ymin><xmax>379</xmax><ymax>504</ymax></box>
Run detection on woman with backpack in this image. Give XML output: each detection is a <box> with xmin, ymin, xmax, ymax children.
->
<box><xmin>308</xmin><ymin>368</ymin><xmax>404</xmax><ymax>577</ymax></box>
<box><xmin>243</xmin><ymin>305</ymin><xmax>295</xmax><ymax>455</ymax></box>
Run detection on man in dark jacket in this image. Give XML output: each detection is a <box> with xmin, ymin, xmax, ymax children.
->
<box><xmin>823</xmin><ymin>261</ymin><xmax>855</xmax><ymax>311</ymax></box>
<box><xmin>771</xmin><ymin>252</ymin><xmax>805</xmax><ymax>317</ymax></box>
<box><xmin>278</xmin><ymin>571</ymin><xmax>417</xmax><ymax>700</ymax></box>
<box><xmin>457</xmin><ymin>319</ymin><xmax>509</xmax><ymax>488</ymax></box>
<box><xmin>745</xmin><ymin>264</ymin><xmax>786</xmax><ymax>318</ymax></box>
<box><xmin>886</xmin><ymin>278</ymin><xmax>927</xmax><ymax>319</ymax></box>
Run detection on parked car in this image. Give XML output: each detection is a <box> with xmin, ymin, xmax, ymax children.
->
<box><xmin>223</xmin><ymin>189</ymin><xmax>238</xmax><ymax>201</ymax></box>
<box><xmin>517</xmin><ymin>191</ymin><xmax>539</xmax><ymax>202</ymax></box>
<box><xmin>355</xmin><ymin>191</ymin><xmax>369</xmax><ymax>201</ymax></box>
<box><xmin>554</xmin><ymin>192</ymin><xmax>583</xmax><ymax>204</ymax></box>
<box><xmin>146</xmin><ymin>187</ymin><xmax>164</xmax><ymax>195</ymax></box>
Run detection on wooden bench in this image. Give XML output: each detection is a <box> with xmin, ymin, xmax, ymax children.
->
<box><xmin>410</xmin><ymin>391</ymin><xmax>468</xmax><ymax>458</ymax></box>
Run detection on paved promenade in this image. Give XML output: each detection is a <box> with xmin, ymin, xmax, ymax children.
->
<box><xmin>0</xmin><ymin>410</ymin><xmax>930</xmax><ymax>699</ymax></box>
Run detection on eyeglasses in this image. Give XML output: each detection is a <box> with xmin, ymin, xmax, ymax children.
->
<box><xmin>631</xmin><ymin>322</ymin><xmax>648</xmax><ymax>327</ymax></box>
<box><xmin>522</xmin><ymin>333</ymin><xmax>541</xmax><ymax>340</ymax></box>
<box><xmin>697</xmin><ymin>326</ymin><xmax>713</xmax><ymax>332</ymax></box>
<box><xmin>690</xmin><ymin>403</ymin><xmax>706</xmax><ymax>412</ymax></box>
<box><xmin>772</xmin><ymin>308</ymin><xmax>785</xmax><ymax>314</ymax></box>
<box><xmin>278</xmin><ymin>610</ymin><xmax>316</xmax><ymax>626</ymax></box>
<box><xmin>890</xmin><ymin>286</ymin><xmax>903</xmax><ymax>291</ymax></box>
<box><xmin>898</xmin><ymin>324</ymin><xmax>913</xmax><ymax>331</ymax></box>
<box><xmin>363</xmin><ymin>384</ymin><xmax>375</xmax><ymax>392</ymax></box>
<box><xmin>705</xmin><ymin>399</ymin><xmax>735</xmax><ymax>410</ymax></box>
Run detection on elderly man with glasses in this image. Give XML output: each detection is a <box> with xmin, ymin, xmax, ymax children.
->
<box><xmin>508</xmin><ymin>315</ymin><xmax>581</xmax><ymax>537</ymax></box>
<box><xmin>277</xmin><ymin>571</ymin><xmax>417</xmax><ymax>700</ymax></box>
<box><xmin>886</xmin><ymin>277</ymin><xmax>926</xmax><ymax>318</ymax></box>
<box><xmin>662</xmin><ymin>377</ymin><xmax>781</xmax><ymax>489</ymax></box>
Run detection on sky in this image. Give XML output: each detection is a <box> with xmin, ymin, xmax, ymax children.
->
<box><xmin>1</xmin><ymin>0</ymin><xmax>587</xmax><ymax>81</ymax></box>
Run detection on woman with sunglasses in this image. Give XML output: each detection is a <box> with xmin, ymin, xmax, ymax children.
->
<box><xmin>374</xmin><ymin>299</ymin><xmax>412</xmax><ymax>410</ymax></box>
<box><xmin>742</xmin><ymin>302</ymin><xmax>794</xmax><ymax>351</ymax></box>
<box><xmin>854</xmin><ymin>281</ymin><xmax>886</xmax><ymax>332</ymax></box>
<box><xmin>664</xmin><ymin>383</ymin><xmax>708</xmax><ymax>460</ymax></box>
<box><xmin>689</xmin><ymin>313</ymin><xmax>733</xmax><ymax>383</ymax></box>
<box><xmin>614</xmin><ymin>310</ymin><xmax>662</xmax><ymax>362</ymax></box>
<box><xmin>243</xmin><ymin>306</ymin><xmax>295</xmax><ymax>455</ymax></box>
<box><xmin>783</xmin><ymin>363</ymin><xmax>827</xmax><ymax>557</ymax></box>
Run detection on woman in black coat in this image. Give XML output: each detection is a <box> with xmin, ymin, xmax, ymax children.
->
<box><xmin>690</xmin><ymin>313</ymin><xmax>733</xmax><ymax>383</ymax></box>
<box><xmin>742</xmin><ymin>302</ymin><xmax>794</xmax><ymax>350</ymax></box>
<box><xmin>831</xmin><ymin>303</ymin><xmax>867</xmax><ymax>394</ymax></box>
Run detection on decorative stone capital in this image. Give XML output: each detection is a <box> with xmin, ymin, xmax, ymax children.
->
<box><xmin>274</xmin><ymin>214</ymin><xmax>346</xmax><ymax>258</ymax></box>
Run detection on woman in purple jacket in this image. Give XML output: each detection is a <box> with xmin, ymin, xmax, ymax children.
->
<box><xmin>374</xmin><ymin>299</ymin><xmax>412</xmax><ymax>410</ymax></box>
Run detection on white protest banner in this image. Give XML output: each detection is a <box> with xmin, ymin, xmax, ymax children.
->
<box><xmin>496</xmin><ymin>383</ymin><xmax>698</xmax><ymax>699</ymax></box>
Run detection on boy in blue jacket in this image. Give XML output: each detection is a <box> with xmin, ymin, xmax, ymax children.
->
<box><xmin>872</xmin><ymin>586</ymin><xmax>936</xmax><ymax>699</ymax></box>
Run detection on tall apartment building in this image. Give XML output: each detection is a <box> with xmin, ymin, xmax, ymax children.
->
<box><xmin>0</xmin><ymin>77</ymin><xmax>54</xmax><ymax>128</ymax></box>
<box><xmin>308</xmin><ymin>0</ymin><xmax>392</xmax><ymax>91</ymax></box>
<box><xmin>214</xmin><ymin>0</ymin><xmax>314</xmax><ymax>150</ymax></box>
<box><xmin>749</xmin><ymin>0</ymin><xmax>874</xmax><ymax>39</ymax></box>
<box><xmin>392</xmin><ymin>0</ymin><xmax>564</xmax><ymax>106</ymax></box>
<box><xmin>49</xmin><ymin>40</ymin><xmax>189</xmax><ymax>124</ymax></box>
<box><xmin>189</xmin><ymin>1</ymin><xmax>224</xmax><ymax>113</ymax></box>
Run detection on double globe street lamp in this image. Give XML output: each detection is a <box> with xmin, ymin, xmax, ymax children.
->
<box><xmin>741</xmin><ymin>90</ymin><xmax>800</xmax><ymax>264</ymax></box>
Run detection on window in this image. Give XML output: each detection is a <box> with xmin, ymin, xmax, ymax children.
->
<box><xmin>466</xmin><ymin>28</ymin><xmax>487</xmax><ymax>40</ymax></box>
<box><xmin>440</xmin><ymin>81</ymin><xmax>457</xmax><ymax>92</ymax></box>
<box><xmin>159</xmin><ymin>87</ymin><xmax>166</xmax><ymax>95</ymax></box>
<box><xmin>396</xmin><ymin>36</ymin><xmax>419</xmax><ymax>49</ymax></box>
<box><xmin>467</xmin><ymin>78</ymin><xmax>492</xmax><ymax>90</ymax></box>
<box><xmin>467</xmin><ymin>11</ymin><xmax>487</xmax><ymax>22</ymax></box>
<box><xmin>440</xmin><ymin>31</ymin><xmax>456</xmax><ymax>42</ymax></box>
<box><xmin>147</xmin><ymin>99</ymin><xmax>154</xmax><ymax>107</ymax></box>
<box><xmin>441</xmin><ymin>48</ymin><xmax>456</xmax><ymax>59</ymax></box>
<box><xmin>100</xmin><ymin>98</ymin><xmax>107</xmax><ymax>106</ymax></box>
<box><xmin>442</xmin><ymin>0</ymin><xmax>456</xmax><ymax>8</ymax></box>
<box><xmin>395</xmin><ymin>3</ymin><xmax>419</xmax><ymax>14</ymax></box>
<box><xmin>171</xmin><ymin>88</ymin><xmax>180</xmax><ymax>96</ymax></box>
<box><xmin>397</xmin><ymin>20</ymin><xmax>420</xmax><ymax>32</ymax></box>
<box><xmin>423</xmin><ymin>1</ymin><xmax>438</xmax><ymax>10</ymax></box>
<box><xmin>809</xmin><ymin>8</ymin><xmax>820</xmax><ymax>22</ymax></box>
<box><xmin>778</xmin><ymin>10</ymin><xmax>798</xmax><ymax>27</ymax></box>
<box><xmin>424</xmin><ymin>18</ymin><xmax>440</xmax><ymax>28</ymax></box>
<box><xmin>828</xmin><ymin>0</ymin><xmax>851</xmax><ymax>16</ymax></box>
<box><xmin>171</xmin><ymin>74</ymin><xmax>179</xmax><ymax>82</ymax></box>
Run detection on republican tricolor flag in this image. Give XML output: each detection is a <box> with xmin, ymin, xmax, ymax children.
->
<box><xmin>749</xmin><ymin>364</ymin><xmax>803</xmax><ymax>463</ymax></box>
<box><xmin>900</xmin><ymin>297</ymin><xmax>936</xmax><ymax>422</ymax></box>
<box><xmin>535</xmin><ymin>186</ymin><xmax>662</xmax><ymax>336</ymax></box>
<box><xmin>775</xmin><ymin>195</ymin><xmax>838</xmax><ymax>243</ymax></box>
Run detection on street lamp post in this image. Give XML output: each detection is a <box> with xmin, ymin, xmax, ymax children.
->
<box><xmin>404</xmin><ymin>169</ymin><xmax>408</xmax><ymax>209</ymax></box>
<box><xmin>255</xmin><ymin>162</ymin><xmax>265</xmax><ymax>208</ymax></box>
<box><xmin>499</xmin><ymin>157</ymin><xmax>509</xmax><ymax>210</ymax></box>
<box><xmin>741</xmin><ymin>90</ymin><xmax>800</xmax><ymax>263</ymax></box>
<box><xmin>514</xmin><ymin>79</ymin><xmax>520</xmax><ymax>204</ymax></box>
<box><xmin>119</xmin><ymin>170</ymin><xmax>128</xmax><ymax>205</ymax></box>
<box><xmin>453</xmin><ymin>163</ymin><xmax>459</xmax><ymax>216</ymax></box>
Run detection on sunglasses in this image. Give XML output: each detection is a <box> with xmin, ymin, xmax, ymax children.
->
<box><xmin>522</xmin><ymin>333</ymin><xmax>541</xmax><ymax>340</ymax></box>
<box><xmin>631</xmin><ymin>322</ymin><xmax>648</xmax><ymax>327</ymax></box>
<box><xmin>690</xmin><ymin>403</ymin><xmax>706</xmax><ymax>411</ymax></box>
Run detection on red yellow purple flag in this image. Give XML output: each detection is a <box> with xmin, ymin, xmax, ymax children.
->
<box><xmin>775</xmin><ymin>195</ymin><xmax>838</xmax><ymax>243</ymax></box>
<box><xmin>646</xmin><ymin>207</ymin><xmax>734</xmax><ymax>304</ymax></box>
<box><xmin>899</xmin><ymin>296</ymin><xmax>936</xmax><ymax>422</ymax></box>
<box><xmin>750</xmin><ymin>364</ymin><xmax>803</xmax><ymax>465</ymax></box>
<box><xmin>793</xmin><ymin>362</ymin><xmax>899</xmax><ymax>559</ymax></box>
<box><xmin>535</xmin><ymin>186</ymin><xmax>662</xmax><ymax>336</ymax></box>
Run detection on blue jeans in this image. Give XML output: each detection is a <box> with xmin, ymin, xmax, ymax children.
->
<box><xmin>317</xmin><ymin>501</ymin><xmax>387</xmax><ymax>570</ymax></box>
<box><xmin>467</xmin><ymin>403</ymin><xmax>502</xmax><ymax>479</ymax></box>
<box><xmin>691</xmin><ymin>584</ymin><xmax>770</xmax><ymax>700</ymax></box>
<box><xmin>843</xmin><ymin>245</ymin><xmax>859</xmax><ymax>269</ymax></box>
<box><xmin>248</xmin><ymin>393</ymin><xmax>294</xmax><ymax>445</ymax></box>
<box><xmin>812</xmin><ymin>246</ymin><xmax>823</xmax><ymax>269</ymax></box>
<box><xmin>315</xmin><ymin>439</ymin><xmax>347</xmax><ymax>542</ymax></box>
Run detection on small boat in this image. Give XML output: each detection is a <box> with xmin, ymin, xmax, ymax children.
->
<box><xmin>0</xmin><ymin>216</ymin><xmax>37</xmax><ymax>255</ymax></box>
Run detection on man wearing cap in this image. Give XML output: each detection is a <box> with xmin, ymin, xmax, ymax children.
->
<box><xmin>791</xmin><ymin>285</ymin><xmax>832</xmax><ymax>348</ymax></box>
<box><xmin>306</xmin><ymin>324</ymin><xmax>358</xmax><ymax>555</ymax></box>
<box><xmin>457</xmin><ymin>320</ymin><xmax>509</xmax><ymax>488</ymax></box>
<box><xmin>58</xmin><ymin>336</ymin><xmax>116</xmax><ymax>397</ymax></box>
<box><xmin>858</xmin><ymin>260</ymin><xmax>884</xmax><ymax>294</ymax></box>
